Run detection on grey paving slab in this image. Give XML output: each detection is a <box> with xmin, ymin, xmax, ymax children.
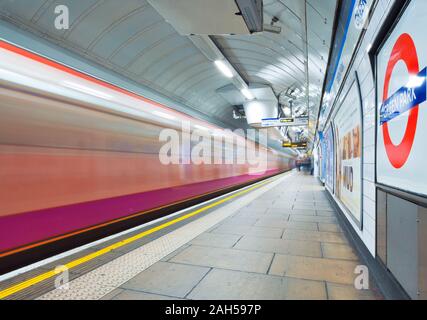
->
<box><xmin>232</xmin><ymin>212</ymin><xmax>270</xmax><ymax>219</ymax></box>
<box><xmin>103</xmin><ymin>288</ymin><xmax>184</xmax><ymax>300</ymax></box>
<box><xmin>288</xmin><ymin>209</ymin><xmax>317</xmax><ymax>216</ymax></box>
<box><xmin>265</xmin><ymin>208</ymin><xmax>293</xmax><ymax>215</ymax></box>
<box><xmin>256</xmin><ymin>213</ymin><xmax>290</xmax><ymax>220</ymax></box>
<box><xmin>315</xmin><ymin>200</ymin><xmax>332</xmax><ymax>205</ymax></box>
<box><xmin>321</xmin><ymin>243</ymin><xmax>358</xmax><ymax>261</ymax></box>
<box><xmin>269</xmin><ymin>254</ymin><xmax>360</xmax><ymax>285</ymax></box>
<box><xmin>290</xmin><ymin>215</ymin><xmax>338</xmax><ymax>224</ymax></box>
<box><xmin>161</xmin><ymin>244</ymin><xmax>191</xmax><ymax>262</ymax></box>
<box><xmin>190</xmin><ymin>232</ymin><xmax>241</xmax><ymax>248</ymax></box>
<box><xmin>255</xmin><ymin>218</ymin><xmax>318</xmax><ymax>231</ymax></box>
<box><xmin>260</xmin><ymin>195</ymin><xmax>281</xmax><ymax>201</ymax></box>
<box><xmin>120</xmin><ymin>262</ymin><xmax>210</xmax><ymax>298</ymax></box>
<box><xmin>316</xmin><ymin>210</ymin><xmax>335</xmax><ymax>217</ymax></box>
<box><xmin>315</xmin><ymin>206</ymin><xmax>334</xmax><ymax>212</ymax></box>
<box><xmin>326</xmin><ymin>283</ymin><xmax>382</xmax><ymax>300</ymax></box>
<box><xmin>294</xmin><ymin>200</ymin><xmax>316</xmax><ymax>205</ymax></box>
<box><xmin>234</xmin><ymin>236</ymin><xmax>322</xmax><ymax>258</ymax></box>
<box><xmin>211</xmin><ymin>224</ymin><xmax>284</xmax><ymax>238</ymax></box>
<box><xmin>283</xmin><ymin>229</ymin><xmax>348</xmax><ymax>244</ymax></box>
<box><xmin>270</xmin><ymin>203</ymin><xmax>294</xmax><ymax>210</ymax></box>
<box><xmin>295</xmin><ymin>198</ymin><xmax>314</xmax><ymax>202</ymax></box>
<box><xmin>170</xmin><ymin>245</ymin><xmax>273</xmax><ymax>274</ymax></box>
<box><xmin>318</xmin><ymin>223</ymin><xmax>343</xmax><ymax>233</ymax></box>
<box><xmin>187</xmin><ymin>269</ymin><xmax>327</xmax><ymax>300</ymax></box>
<box><xmin>238</xmin><ymin>207</ymin><xmax>268</xmax><ymax>214</ymax></box>
<box><xmin>220</xmin><ymin>216</ymin><xmax>259</xmax><ymax>226</ymax></box>
<box><xmin>246</xmin><ymin>202</ymin><xmax>274</xmax><ymax>209</ymax></box>
<box><xmin>293</xmin><ymin>205</ymin><xmax>317</xmax><ymax>210</ymax></box>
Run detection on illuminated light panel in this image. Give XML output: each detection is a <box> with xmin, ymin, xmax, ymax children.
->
<box><xmin>214</xmin><ymin>60</ymin><xmax>234</xmax><ymax>78</ymax></box>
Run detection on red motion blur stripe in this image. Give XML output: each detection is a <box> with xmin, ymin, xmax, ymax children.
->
<box><xmin>0</xmin><ymin>40</ymin><xmax>190</xmax><ymax>121</ymax></box>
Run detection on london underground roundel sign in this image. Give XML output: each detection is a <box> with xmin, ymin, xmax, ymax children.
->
<box><xmin>377</xmin><ymin>0</ymin><xmax>427</xmax><ymax>196</ymax></box>
<box><xmin>380</xmin><ymin>33</ymin><xmax>426</xmax><ymax>169</ymax></box>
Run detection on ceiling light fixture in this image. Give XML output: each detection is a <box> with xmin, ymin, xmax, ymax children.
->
<box><xmin>241</xmin><ymin>88</ymin><xmax>255</xmax><ymax>100</ymax></box>
<box><xmin>214</xmin><ymin>60</ymin><xmax>234</xmax><ymax>78</ymax></box>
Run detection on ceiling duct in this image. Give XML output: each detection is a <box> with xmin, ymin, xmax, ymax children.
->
<box><xmin>147</xmin><ymin>0</ymin><xmax>262</xmax><ymax>35</ymax></box>
<box><xmin>235</xmin><ymin>0</ymin><xmax>264</xmax><ymax>33</ymax></box>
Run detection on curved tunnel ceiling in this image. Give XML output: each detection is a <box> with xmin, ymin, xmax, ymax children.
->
<box><xmin>0</xmin><ymin>0</ymin><xmax>337</xmax><ymax>146</ymax></box>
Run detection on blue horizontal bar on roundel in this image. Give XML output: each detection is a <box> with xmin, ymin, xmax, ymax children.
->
<box><xmin>380</xmin><ymin>67</ymin><xmax>427</xmax><ymax>125</ymax></box>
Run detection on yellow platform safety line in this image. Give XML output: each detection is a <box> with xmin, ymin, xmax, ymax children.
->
<box><xmin>0</xmin><ymin>176</ymin><xmax>278</xmax><ymax>299</ymax></box>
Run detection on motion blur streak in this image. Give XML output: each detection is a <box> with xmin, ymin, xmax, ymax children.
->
<box><xmin>0</xmin><ymin>41</ymin><xmax>293</xmax><ymax>255</ymax></box>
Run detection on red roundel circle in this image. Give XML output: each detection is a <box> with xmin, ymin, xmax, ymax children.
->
<box><xmin>382</xmin><ymin>33</ymin><xmax>419</xmax><ymax>169</ymax></box>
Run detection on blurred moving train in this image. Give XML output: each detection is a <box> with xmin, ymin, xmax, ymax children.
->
<box><xmin>0</xmin><ymin>40</ymin><xmax>293</xmax><ymax>267</ymax></box>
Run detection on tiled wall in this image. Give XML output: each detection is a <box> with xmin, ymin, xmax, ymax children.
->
<box><xmin>325</xmin><ymin>0</ymin><xmax>396</xmax><ymax>256</ymax></box>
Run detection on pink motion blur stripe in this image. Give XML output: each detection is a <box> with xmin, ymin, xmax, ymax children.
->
<box><xmin>0</xmin><ymin>169</ymin><xmax>281</xmax><ymax>253</ymax></box>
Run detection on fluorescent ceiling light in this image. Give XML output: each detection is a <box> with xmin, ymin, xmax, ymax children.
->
<box><xmin>214</xmin><ymin>60</ymin><xmax>234</xmax><ymax>78</ymax></box>
<box><xmin>241</xmin><ymin>88</ymin><xmax>255</xmax><ymax>100</ymax></box>
<box><xmin>152</xmin><ymin>110</ymin><xmax>176</xmax><ymax>120</ymax></box>
<box><xmin>63</xmin><ymin>81</ymin><xmax>113</xmax><ymax>100</ymax></box>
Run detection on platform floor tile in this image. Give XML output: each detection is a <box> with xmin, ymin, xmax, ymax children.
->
<box><xmin>326</xmin><ymin>283</ymin><xmax>383</xmax><ymax>300</ymax></box>
<box><xmin>282</xmin><ymin>229</ymin><xmax>348</xmax><ymax>244</ymax></box>
<box><xmin>211</xmin><ymin>225</ymin><xmax>284</xmax><ymax>238</ymax></box>
<box><xmin>119</xmin><ymin>262</ymin><xmax>210</xmax><ymax>298</ymax></box>
<box><xmin>234</xmin><ymin>236</ymin><xmax>322</xmax><ymax>258</ymax></box>
<box><xmin>187</xmin><ymin>269</ymin><xmax>327</xmax><ymax>300</ymax></box>
<box><xmin>169</xmin><ymin>246</ymin><xmax>274</xmax><ymax>274</ymax></box>
<box><xmin>321</xmin><ymin>243</ymin><xmax>359</xmax><ymax>261</ymax></box>
<box><xmin>318</xmin><ymin>223</ymin><xmax>343</xmax><ymax>233</ymax></box>
<box><xmin>269</xmin><ymin>254</ymin><xmax>360</xmax><ymax>285</ymax></box>
<box><xmin>254</xmin><ymin>218</ymin><xmax>318</xmax><ymax>230</ymax></box>
<box><xmin>102</xmin><ymin>288</ymin><xmax>183</xmax><ymax>300</ymax></box>
<box><xmin>189</xmin><ymin>233</ymin><xmax>241</xmax><ymax>249</ymax></box>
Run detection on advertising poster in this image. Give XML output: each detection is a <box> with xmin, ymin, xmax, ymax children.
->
<box><xmin>324</xmin><ymin>126</ymin><xmax>334</xmax><ymax>192</ymax></box>
<box><xmin>334</xmin><ymin>81</ymin><xmax>362</xmax><ymax>226</ymax></box>
<box><xmin>319</xmin><ymin>135</ymin><xmax>326</xmax><ymax>183</ymax></box>
<box><xmin>377</xmin><ymin>0</ymin><xmax>427</xmax><ymax>196</ymax></box>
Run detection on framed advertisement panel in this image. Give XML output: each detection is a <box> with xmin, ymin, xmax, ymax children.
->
<box><xmin>319</xmin><ymin>134</ymin><xmax>326</xmax><ymax>183</ymax></box>
<box><xmin>324</xmin><ymin>125</ymin><xmax>335</xmax><ymax>193</ymax></box>
<box><xmin>376</xmin><ymin>0</ymin><xmax>427</xmax><ymax>197</ymax></box>
<box><xmin>334</xmin><ymin>78</ymin><xmax>363</xmax><ymax>228</ymax></box>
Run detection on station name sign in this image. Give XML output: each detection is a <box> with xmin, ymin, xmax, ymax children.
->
<box><xmin>261</xmin><ymin>117</ymin><xmax>309</xmax><ymax>128</ymax></box>
<box><xmin>380</xmin><ymin>67</ymin><xmax>427</xmax><ymax>125</ymax></box>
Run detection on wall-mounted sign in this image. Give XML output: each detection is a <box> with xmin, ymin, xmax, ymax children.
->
<box><xmin>334</xmin><ymin>80</ymin><xmax>362</xmax><ymax>227</ymax></box>
<box><xmin>324</xmin><ymin>126</ymin><xmax>335</xmax><ymax>192</ymax></box>
<box><xmin>377</xmin><ymin>0</ymin><xmax>427</xmax><ymax>196</ymax></box>
<box><xmin>282</xmin><ymin>141</ymin><xmax>307</xmax><ymax>148</ymax></box>
<box><xmin>318</xmin><ymin>0</ymin><xmax>374</xmax><ymax>131</ymax></box>
<box><xmin>354</xmin><ymin>0</ymin><xmax>369</xmax><ymax>30</ymax></box>
<box><xmin>261</xmin><ymin>117</ymin><xmax>308</xmax><ymax>128</ymax></box>
<box><xmin>319</xmin><ymin>133</ymin><xmax>326</xmax><ymax>183</ymax></box>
